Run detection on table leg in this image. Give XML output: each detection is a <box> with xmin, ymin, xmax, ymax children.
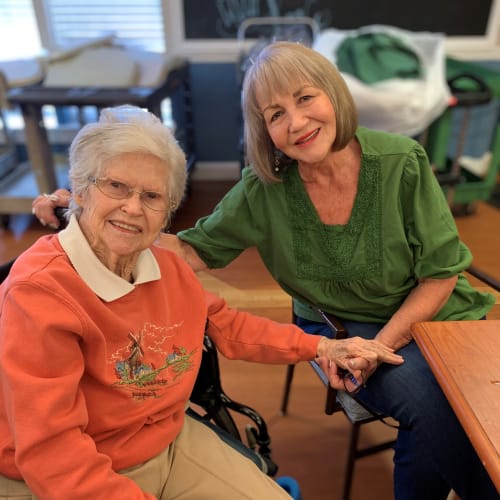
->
<box><xmin>21</xmin><ymin>103</ymin><xmax>57</xmax><ymax>194</ymax></box>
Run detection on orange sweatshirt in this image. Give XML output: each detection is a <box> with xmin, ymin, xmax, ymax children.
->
<box><xmin>0</xmin><ymin>227</ymin><xmax>319</xmax><ymax>499</ymax></box>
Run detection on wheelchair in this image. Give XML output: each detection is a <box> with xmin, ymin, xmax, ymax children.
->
<box><xmin>190</xmin><ymin>332</ymin><xmax>278</xmax><ymax>475</ymax></box>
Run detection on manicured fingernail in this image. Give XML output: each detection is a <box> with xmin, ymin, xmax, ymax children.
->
<box><xmin>40</xmin><ymin>219</ymin><xmax>46</xmax><ymax>226</ymax></box>
<box><xmin>49</xmin><ymin>223</ymin><xmax>59</xmax><ymax>229</ymax></box>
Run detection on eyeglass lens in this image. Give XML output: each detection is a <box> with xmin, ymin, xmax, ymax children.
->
<box><xmin>91</xmin><ymin>177</ymin><xmax>168</xmax><ymax>212</ymax></box>
<box><xmin>342</xmin><ymin>370</ymin><xmax>364</xmax><ymax>394</ymax></box>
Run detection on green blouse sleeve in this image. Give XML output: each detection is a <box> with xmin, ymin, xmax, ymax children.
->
<box><xmin>177</xmin><ymin>168</ymin><xmax>271</xmax><ymax>269</ymax></box>
<box><xmin>401</xmin><ymin>144</ymin><xmax>472</xmax><ymax>278</ymax></box>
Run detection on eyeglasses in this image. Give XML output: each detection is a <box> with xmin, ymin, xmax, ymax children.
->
<box><xmin>89</xmin><ymin>177</ymin><xmax>169</xmax><ymax>212</ymax></box>
<box><xmin>339</xmin><ymin>368</ymin><xmax>405</xmax><ymax>430</ymax></box>
<box><xmin>340</xmin><ymin>368</ymin><xmax>365</xmax><ymax>395</ymax></box>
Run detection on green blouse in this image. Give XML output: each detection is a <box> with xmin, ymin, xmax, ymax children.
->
<box><xmin>178</xmin><ymin>127</ymin><xmax>494</xmax><ymax>323</ymax></box>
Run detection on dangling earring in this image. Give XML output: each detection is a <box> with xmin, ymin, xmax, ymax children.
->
<box><xmin>274</xmin><ymin>148</ymin><xmax>282</xmax><ymax>173</ymax></box>
<box><xmin>273</xmin><ymin>148</ymin><xmax>293</xmax><ymax>174</ymax></box>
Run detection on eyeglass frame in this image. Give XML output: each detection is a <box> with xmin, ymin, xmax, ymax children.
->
<box><xmin>340</xmin><ymin>367</ymin><xmax>365</xmax><ymax>395</ymax></box>
<box><xmin>338</xmin><ymin>367</ymin><xmax>406</xmax><ymax>430</ymax></box>
<box><xmin>88</xmin><ymin>176</ymin><xmax>172</xmax><ymax>212</ymax></box>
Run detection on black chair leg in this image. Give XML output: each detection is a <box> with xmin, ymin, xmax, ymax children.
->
<box><xmin>342</xmin><ymin>422</ymin><xmax>361</xmax><ymax>500</ymax></box>
<box><xmin>325</xmin><ymin>385</ymin><xmax>338</xmax><ymax>415</ymax></box>
<box><xmin>280</xmin><ymin>364</ymin><xmax>295</xmax><ymax>415</ymax></box>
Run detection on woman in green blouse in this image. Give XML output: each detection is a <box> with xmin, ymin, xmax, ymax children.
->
<box><xmin>33</xmin><ymin>42</ymin><xmax>496</xmax><ymax>499</ymax></box>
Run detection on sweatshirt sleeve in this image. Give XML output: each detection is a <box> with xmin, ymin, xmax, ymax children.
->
<box><xmin>204</xmin><ymin>290</ymin><xmax>320</xmax><ymax>363</ymax></box>
<box><xmin>0</xmin><ymin>283</ymin><xmax>156</xmax><ymax>500</ymax></box>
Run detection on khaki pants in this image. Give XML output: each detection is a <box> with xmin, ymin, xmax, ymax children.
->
<box><xmin>0</xmin><ymin>414</ymin><xmax>291</xmax><ymax>499</ymax></box>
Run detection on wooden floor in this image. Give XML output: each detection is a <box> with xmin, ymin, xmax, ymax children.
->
<box><xmin>1</xmin><ymin>179</ymin><xmax>499</xmax><ymax>500</ymax></box>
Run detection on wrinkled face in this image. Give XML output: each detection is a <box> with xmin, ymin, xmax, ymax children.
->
<box><xmin>257</xmin><ymin>83</ymin><xmax>336</xmax><ymax>165</ymax></box>
<box><xmin>76</xmin><ymin>152</ymin><xmax>169</xmax><ymax>269</ymax></box>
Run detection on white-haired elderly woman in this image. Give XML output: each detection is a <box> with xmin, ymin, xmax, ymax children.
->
<box><xmin>0</xmin><ymin>105</ymin><xmax>403</xmax><ymax>500</ymax></box>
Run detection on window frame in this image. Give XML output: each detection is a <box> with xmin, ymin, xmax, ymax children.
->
<box><xmin>167</xmin><ymin>0</ymin><xmax>500</xmax><ymax>62</ymax></box>
<box><xmin>33</xmin><ymin>0</ymin><xmax>167</xmax><ymax>54</ymax></box>
<box><xmin>8</xmin><ymin>1</ymin><xmax>500</xmax><ymax>63</ymax></box>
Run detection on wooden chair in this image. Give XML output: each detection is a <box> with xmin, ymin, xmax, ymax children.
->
<box><xmin>280</xmin><ymin>308</ymin><xmax>397</xmax><ymax>500</ymax></box>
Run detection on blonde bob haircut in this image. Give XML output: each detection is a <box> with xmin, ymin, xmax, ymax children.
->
<box><xmin>66</xmin><ymin>105</ymin><xmax>187</xmax><ymax>220</ymax></box>
<box><xmin>242</xmin><ymin>41</ymin><xmax>358</xmax><ymax>183</ymax></box>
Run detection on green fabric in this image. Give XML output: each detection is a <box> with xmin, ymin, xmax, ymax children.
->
<box><xmin>178</xmin><ymin>127</ymin><xmax>494</xmax><ymax>323</ymax></box>
<box><xmin>336</xmin><ymin>32</ymin><xmax>423</xmax><ymax>84</ymax></box>
<box><xmin>446</xmin><ymin>57</ymin><xmax>500</xmax><ymax>98</ymax></box>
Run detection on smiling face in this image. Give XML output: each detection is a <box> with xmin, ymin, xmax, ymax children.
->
<box><xmin>257</xmin><ymin>83</ymin><xmax>337</xmax><ymax>167</ymax></box>
<box><xmin>75</xmin><ymin>151</ymin><xmax>169</xmax><ymax>277</ymax></box>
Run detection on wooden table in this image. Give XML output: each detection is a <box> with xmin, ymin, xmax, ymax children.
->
<box><xmin>411</xmin><ymin>320</ymin><xmax>500</xmax><ymax>491</ymax></box>
<box><xmin>4</xmin><ymin>62</ymin><xmax>193</xmax><ymax>214</ymax></box>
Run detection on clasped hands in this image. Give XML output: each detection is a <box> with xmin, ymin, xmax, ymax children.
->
<box><xmin>316</xmin><ymin>336</ymin><xmax>404</xmax><ymax>391</ymax></box>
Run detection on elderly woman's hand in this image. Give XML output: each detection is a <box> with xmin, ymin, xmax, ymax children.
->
<box><xmin>315</xmin><ymin>336</ymin><xmax>404</xmax><ymax>390</ymax></box>
<box><xmin>31</xmin><ymin>189</ymin><xmax>71</xmax><ymax>229</ymax></box>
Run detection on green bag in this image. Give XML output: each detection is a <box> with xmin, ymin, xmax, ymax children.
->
<box><xmin>336</xmin><ymin>32</ymin><xmax>423</xmax><ymax>84</ymax></box>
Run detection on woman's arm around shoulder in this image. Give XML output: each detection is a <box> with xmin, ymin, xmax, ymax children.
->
<box><xmin>155</xmin><ymin>232</ymin><xmax>208</xmax><ymax>272</ymax></box>
<box><xmin>31</xmin><ymin>188</ymin><xmax>72</xmax><ymax>229</ymax></box>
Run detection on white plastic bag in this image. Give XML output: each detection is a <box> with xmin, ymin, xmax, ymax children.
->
<box><xmin>313</xmin><ymin>25</ymin><xmax>451</xmax><ymax>136</ymax></box>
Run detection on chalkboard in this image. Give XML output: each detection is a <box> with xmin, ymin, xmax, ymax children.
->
<box><xmin>183</xmin><ymin>0</ymin><xmax>493</xmax><ymax>39</ymax></box>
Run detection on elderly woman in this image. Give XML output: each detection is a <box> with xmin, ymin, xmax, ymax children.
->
<box><xmin>0</xmin><ymin>105</ymin><xmax>402</xmax><ymax>499</ymax></box>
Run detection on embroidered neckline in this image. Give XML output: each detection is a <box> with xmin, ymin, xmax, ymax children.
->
<box><xmin>284</xmin><ymin>157</ymin><xmax>382</xmax><ymax>282</ymax></box>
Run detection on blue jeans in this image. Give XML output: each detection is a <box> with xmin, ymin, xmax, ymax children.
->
<box><xmin>296</xmin><ymin>316</ymin><xmax>499</xmax><ymax>500</ymax></box>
